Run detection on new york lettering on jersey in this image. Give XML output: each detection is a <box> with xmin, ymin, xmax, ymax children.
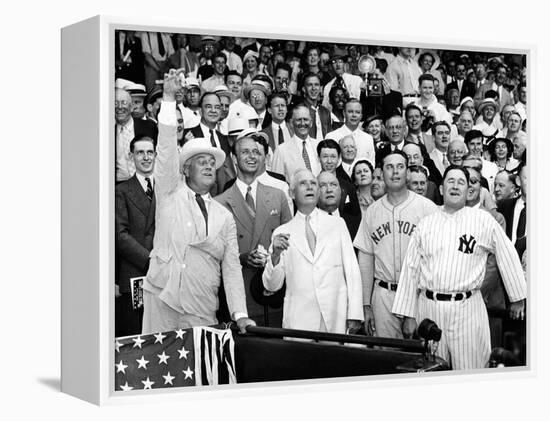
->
<box><xmin>370</xmin><ymin>220</ymin><xmax>417</xmax><ymax>244</ymax></box>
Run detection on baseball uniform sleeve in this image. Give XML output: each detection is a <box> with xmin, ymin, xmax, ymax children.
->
<box><xmin>489</xmin><ymin>216</ymin><xmax>527</xmax><ymax>303</ymax></box>
<box><xmin>354</xmin><ymin>216</ymin><xmax>376</xmax><ymax>306</ymax></box>
<box><xmin>392</xmin><ymin>225</ymin><xmax>423</xmax><ymax>318</ymax></box>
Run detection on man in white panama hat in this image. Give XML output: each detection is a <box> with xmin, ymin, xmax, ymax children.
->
<box><xmin>141</xmin><ymin>69</ymin><xmax>255</xmax><ymax>335</ymax></box>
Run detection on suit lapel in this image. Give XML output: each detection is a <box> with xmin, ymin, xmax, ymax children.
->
<box><xmin>226</xmin><ymin>184</ymin><xmax>254</xmax><ymax>236</ymax></box>
<box><xmin>289</xmin><ymin>217</ymin><xmax>314</xmax><ymax>264</ymax></box>
<box><xmin>126</xmin><ymin>175</ymin><xmax>152</xmax><ymax>217</ymax></box>
<box><xmin>251</xmin><ymin>184</ymin><xmax>271</xmax><ymax>248</ymax></box>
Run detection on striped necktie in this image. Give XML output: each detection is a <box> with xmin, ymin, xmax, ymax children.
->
<box><xmin>209</xmin><ymin>129</ymin><xmax>217</xmax><ymax>147</ymax></box>
<box><xmin>245</xmin><ymin>185</ymin><xmax>256</xmax><ymax>217</ymax></box>
<box><xmin>302</xmin><ymin>141</ymin><xmax>312</xmax><ymax>171</ymax></box>
<box><xmin>145</xmin><ymin>177</ymin><xmax>153</xmax><ymax>200</ymax></box>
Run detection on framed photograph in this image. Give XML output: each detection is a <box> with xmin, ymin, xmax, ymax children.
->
<box><xmin>61</xmin><ymin>15</ymin><xmax>531</xmax><ymax>406</ymax></box>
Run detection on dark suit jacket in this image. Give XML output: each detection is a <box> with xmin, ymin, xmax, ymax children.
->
<box><xmin>425</xmin><ymin>180</ymin><xmax>442</xmax><ymax>205</ymax></box>
<box><xmin>115</xmin><ymin>31</ymin><xmax>145</xmax><ymax>85</ymax></box>
<box><xmin>183</xmin><ymin>124</ymin><xmax>236</xmax><ymax>195</ymax></box>
<box><xmin>336</xmin><ymin>165</ymin><xmax>353</xmax><ymax>185</ymax></box>
<box><xmin>337</xmin><ymin>177</ymin><xmax>362</xmax><ymax>240</ymax></box>
<box><xmin>497</xmin><ymin>197</ymin><xmax>520</xmax><ymax>240</ymax></box>
<box><xmin>498</xmin><ymin>197</ymin><xmax>526</xmax><ymax>258</ymax></box>
<box><xmin>446</xmin><ymin>80</ymin><xmax>476</xmax><ymax>101</ymax></box>
<box><xmin>215</xmin><ymin>182</ymin><xmax>292</xmax><ymax>324</ymax></box>
<box><xmin>115</xmin><ymin>175</ymin><xmax>156</xmax><ymax>293</ymax></box>
<box><xmin>360</xmin><ymin>89</ymin><xmax>403</xmax><ymax>122</ymax></box>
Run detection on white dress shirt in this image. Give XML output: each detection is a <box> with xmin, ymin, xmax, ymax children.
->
<box><xmin>325</xmin><ymin>125</ymin><xmax>376</xmax><ymax>167</ymax></box>
<box><xmin>116</xmin><ymin>118</ymin><xmax>136</xmax><ymax>182</ymax></box>
<box><xmin>235</xmin><ymin>178</ymin><xmax>258</xmax><ymax>208</ymax></box>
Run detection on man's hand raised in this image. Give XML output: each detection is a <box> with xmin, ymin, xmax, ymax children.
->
<box><xmin>163</xmin><ymin>68</ymin><xmax>182</xmax><ymax>102</ymax></box>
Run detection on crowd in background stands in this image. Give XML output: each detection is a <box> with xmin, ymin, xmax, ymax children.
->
<box><xmin>114</xmin><ymin>31</ymin><xmax>528</xmax><ymax>369</ymax></box>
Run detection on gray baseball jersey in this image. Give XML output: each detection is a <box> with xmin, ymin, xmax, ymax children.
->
<box><xmin>353</xmin><ymin>191</ymin><xmax>437</xmax><ymax>338</ymax></box>
<box><xmin>354</xmin><ymin>191</ymin><xmax>438</xmax><ymax>298</ymax></box>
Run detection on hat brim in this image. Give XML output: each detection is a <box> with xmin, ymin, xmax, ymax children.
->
<box><xmin>179</xmin><ymin>142</ymin><xmax>226</xmax><ymax>170</ymax></box>
<box><xmin>478</xmin><ymin>101</ymin><xmax>498</xmax><ymax>114</ymax></box>
<box><xmin>243</xmin><ymin>84</ymin><xmax>270</xmax><ymax>99</ymax></box>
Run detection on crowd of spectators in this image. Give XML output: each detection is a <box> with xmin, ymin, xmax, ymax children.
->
<box><xmin>114</xmin><ymin>31</ymin><xmax>528</xmax><ymax>370</ymax></box>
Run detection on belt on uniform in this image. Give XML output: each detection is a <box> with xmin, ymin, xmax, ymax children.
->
<box><xmin>377</xmin><ymin>280</ymin><xmax>398</xmax><ymax>291</ymax></box>
<box><xmin>425</xmin><ymin>289</ymin><xmax>472</xmax><ymax>301</ymax></box>
<box><xmin>403</xmin><ymin>94</ymin><xmax>419</xmax><ymax>98</ymax></box>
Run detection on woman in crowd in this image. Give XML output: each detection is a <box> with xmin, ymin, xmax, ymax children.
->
<box><xmin>364</xmin><ymin>115</ymin><xmax>387</xmax><ymax>151</ymax></box>
<box><xmin>352</xmin><ymin>160</ymin><xmax>375</xmax><ymax>217</ymax></box>
<box><xmin>494</xmin><ymin>169</ymin><xmax>520</xmax><ymax>205</ymax></box>
<box><xmin>242</xmin><ymin>51</ymin><xmax>260</xmax><ymax>88</ymax></box>
<box><xmin>459</xmin><ymin>96</ymin><xmax>476</xmax><ymax>121</ymax></box>
<box><xmin>328</xmin><ymin>85</ymin><xmax>348</xmax><ymax>130</ymax></box>
<box><xmin>489</xmin><ymin>138</ymin><xmax>520</xmax><ymax>171</ymax></box>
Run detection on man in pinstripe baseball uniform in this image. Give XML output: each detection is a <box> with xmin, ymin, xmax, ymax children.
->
<box><xmin>353</xmin><ymin>151</ymin><xmax>438</xmax><ymax>338</ymax></box>
<box><xmin>392</xmin><ymin>165</ymin><xmax>526</xmax><ymax>370</ymax></box>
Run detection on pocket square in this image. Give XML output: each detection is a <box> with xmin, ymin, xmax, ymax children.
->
<box><xmin>270</xmin><ymin>209</ymin><xmax>279</xmax><ymax>216</ymax></box>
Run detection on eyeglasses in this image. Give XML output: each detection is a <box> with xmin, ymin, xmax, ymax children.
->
<box><xmin>115</xmin><ymin>100</ymin><xmax>130</xmax><ymax>107</ymax></box>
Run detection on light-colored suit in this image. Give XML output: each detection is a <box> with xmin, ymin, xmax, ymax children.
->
<box><xmin>271</xmin><ymin>135</ymin><xmax>321</xmax><ymax>182</ymax></box>
<box><xmin>263</xmin><ymin>208</ymin><xmax>364</xmax><ymax>333</ymax></box>
<box><xmin>142</xmin><ymin>114</ymin><xmax>247</xmax><ymax>334</ymax></box>
<box><xmin>215</xmin><ymin>182</ymin><xmax>292</xmax><ymax>325</ymax></box>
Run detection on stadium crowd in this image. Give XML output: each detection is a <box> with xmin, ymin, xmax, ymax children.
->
<box><xmin>115</xmin><ymin>31</ymin><xmax>528</xmax><ymax>370</ymax></box>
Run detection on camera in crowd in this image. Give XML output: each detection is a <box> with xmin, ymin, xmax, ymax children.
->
<box><xmin>367</xmin><ymin>77</ymin><xmax>384</xmax><ymax>97</ymax></box>
<box><xmin>420</xmin><ymin>106</ymin><xmax>435</xmax><ymax>132</ymax></box>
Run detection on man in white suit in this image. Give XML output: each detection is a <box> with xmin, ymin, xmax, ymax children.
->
<box><xmin>262</xmin><ymin>169</ymin><xmax>364</xmax><ymax>334</ymax></box>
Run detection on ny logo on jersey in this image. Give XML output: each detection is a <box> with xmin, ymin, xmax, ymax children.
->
<box><xmin>458</xmin><ymin>234</ymin><xmax>477</xmax><ymax>254</ymax></box>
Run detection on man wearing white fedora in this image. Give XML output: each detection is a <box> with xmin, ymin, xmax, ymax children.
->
<box><xmin>141</xmin><ymin>69</ymin><xmax>255</xmax><ymax>335</ymax></box>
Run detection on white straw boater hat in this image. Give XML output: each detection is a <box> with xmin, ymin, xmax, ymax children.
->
<box><xmin>179</xmin><ymin>137</ymin><xmax>226</xmax><ymax>169</ymax></box>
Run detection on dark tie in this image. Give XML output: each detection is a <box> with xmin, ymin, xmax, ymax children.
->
<box><xmin>302</xmin><ymin>141</ymin><xmax>312</xmax><ymax>171</ymax></box>
<box><xmin>145</xmin><ymin>177</ymin><xmax>153</xmax><ymax>201</ymax></box>
<box><xmin>209</xmin><ymin>129</ymin><xmax>217</xmax><ymax>147</ymax></box>
<box><xmin>157</xmin><ymin>32</ymin><xmax>165</xmax><ymax>57</ymax></box>
<box><xmin>335</xmin><ymin>75</ymin><xmax>346</xmax><ymax>91</ymax></box>
<box><xmin>278</xmin><ymin>125</ymin><xmax>285</xmax><ymax>145</ymax></box>
<box><xmin>516</xmin><ymin>204</ymin><xmax>526</xmax><ymax>240</ymax></box>
<box><xmin>245</xmin><ymin>186</ymin><xmax>256</xmax><ymax>216</ymax></box>
<box><xmin>195</xmin><ymin>193</ymin><xmax>209</xmax><ymax>236</ymax></box>
<box><xmin>309</xmin><ymin>107</ymin><xmax>318</xmax><ymax>139</ymax></box>
<box><xmin>328</xmin><ymin>212</ymin><xmax>333</xmax><ymax>216</ymax></box>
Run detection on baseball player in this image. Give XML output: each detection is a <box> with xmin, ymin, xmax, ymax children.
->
<box><xmin>392</xmin><ymin>165</ymin><xmax>526</xmax><ymax>370</ymax></box>
<box><xmin>353</xmin><ymin>150</ymin><xmax>438</xmax><ymax>338</ymax></box>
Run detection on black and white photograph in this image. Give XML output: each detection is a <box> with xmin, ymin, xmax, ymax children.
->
<box><xmin>112</xmin><ymin>28</ymin><xmax>529</xmax><ymax>391</ymax></box>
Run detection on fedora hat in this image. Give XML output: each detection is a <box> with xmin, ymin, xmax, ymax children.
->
<box><xmin>179</xmin><ymin>137</ymin><xmax>226</xmax><ymax>170</ymax></box>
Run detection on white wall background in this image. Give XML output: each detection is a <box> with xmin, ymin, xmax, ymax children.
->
<box><xmin>1</xmin><ymin>0</ymin><xmax>547</xmax><ymax>417</ymax></box>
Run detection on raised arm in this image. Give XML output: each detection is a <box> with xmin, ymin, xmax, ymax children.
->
<box><xmin>154</xmin><ymin>69</ymin><xmax>181</xmax><ymax>200</ymax></box>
